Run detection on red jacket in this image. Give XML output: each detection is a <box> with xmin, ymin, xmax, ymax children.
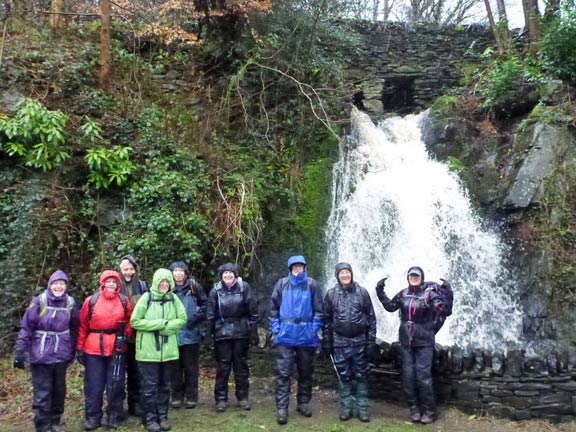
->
<box><xmin>77</xmin><ymin>270</ymin><xmax>133</xmax><ymax>356</ymax></box>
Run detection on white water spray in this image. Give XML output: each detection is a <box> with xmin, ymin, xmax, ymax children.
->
<box><xmin>323</xmin><ymin>108</ymin><xmax>523</xmax><ymax>352</ymax></box>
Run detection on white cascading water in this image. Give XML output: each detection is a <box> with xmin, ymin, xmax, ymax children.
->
<box><xmin>323</xmin><ymin>108</ymin><xmax>523</xmax><ymax>352</ymax></box>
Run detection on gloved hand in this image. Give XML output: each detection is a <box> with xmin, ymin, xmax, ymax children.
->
<box><xmin>425</xmin><ymin>287</ymin><xmax>441</xmax><ymax>307</ymax></box>
<box><xmin>250</xmin><ymin>327</ymin><xmax>260</xmax><ymax>347</ymax></box>
<box><xmin>367</xmin><ymin>342</ymin><xmax>381</xmax><ymax>365</ymax></box>
<box><xmin>375</xmin><ymin>278</ymin><xmax>388</xmax><ymax>301</ymax></box>
<box><xmin>187</xmin><ymin>313</ymin><xmax>204</xmax><ymax>328</ymax></box>
<box><xmin>76</xmin><ymin>350</ymin><xmax>85</xmax><ymax>366</ymax></box>
<box><xmin>13</xmin><ymin>352</ymin><xmax>26</xmax><ymax>370</ymax></box>
<box><xmin>320</xmin><ymin>338</ymin><xmax>333</xmax><ymax>359</ymax></box>
<box><xmin>114</xmin><ymin>336</ymin><xmax>128</xmax><ymax>353</ymax></box>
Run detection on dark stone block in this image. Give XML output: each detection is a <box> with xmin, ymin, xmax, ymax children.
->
<box><xmin>503</xmin><ymin>382</ymin><xmax>552</xmax><ymax>391</ymax></box>
<box><xmin>554</xmin><ymin>381</ymin><xmax>576</xmax><ymax>392</ymax></box>
<box><xmin>529</xmin><ymin>403</ymin><xmax>573</xmax><ymax>415</ymax></box>
<box><xmin>514</xmin><ymin>410</ymin><xmax>532</xmax><ymax>421</ymax></box>
<box><xmin>539</xmin><ymin>392</ymin><xmax>570</xmax><ymax>404</ymax></box>
<box><xmin>505</xmin><ymin>350</ymin><xmax>524</xmax><ymax>377</ymax></box>
<box><xmin>492</xmin><ymin>352</ymin><xmax>504</xmax><ymax>376</ymax></box>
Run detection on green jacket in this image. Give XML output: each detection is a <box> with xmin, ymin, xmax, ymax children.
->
<box><xmin>130</xmin><ymin>268</ymin><xmax>187</xmax><ymax>362</ymax></box>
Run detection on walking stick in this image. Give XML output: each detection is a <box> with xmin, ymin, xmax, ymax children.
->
<box><xmin>329</xmin><ymin>353</ymin><xmax>343</xmax><ymax>388</ymax></box>
<box><xmin>112</xmin><ymin>321</ymin><xmax>126</xmax><ymax>383</ymax></box>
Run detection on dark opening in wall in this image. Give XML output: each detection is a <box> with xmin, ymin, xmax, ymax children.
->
<box><xmin>382</xmin><ymin>76</ymin><xmax>415</xmax><ymax>113</ymax></box>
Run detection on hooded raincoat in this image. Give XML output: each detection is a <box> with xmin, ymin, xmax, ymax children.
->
<box><xmin>130</xmin><ymin>268</ymin><xmax>187</xmax><ymax>362</ymax></box>
<box><xmin>15</xmin><ymin>270</ymin><xmax>80</xmax><ymax>364</ymax></box>
<box><xmin>77</xmin><ymin>270</ymin><xmax>133</xmax><ymax>356</ymax></box>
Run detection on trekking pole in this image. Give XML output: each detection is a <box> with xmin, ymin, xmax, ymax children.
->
<box><xmin>112</xmin><ymin>321</ymin><xmax>126</xmax><ymax>383</ymax></box>
<box><xmin>329</xmin><ymin>353</ymin><xmax>343</xmax><ymax>388</ymax></box>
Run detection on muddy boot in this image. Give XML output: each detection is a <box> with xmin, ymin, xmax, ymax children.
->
<box><xmin>420</xmin><ymin>411</ymin><xmax>435</xmax><ymax>424</ymax></box>
<box><xmin>296</xmin><ymin>403</ymin><xmax>312</xmax><ymax>417</ymax></box>
<box><xmin>276</xmin><ymin>408</ymin><xmax>288</xmax><ymax>425</ymax></box>
<box><xmin>355</xmin><ymin>378</ymin><xmax>370</xmax><ymax>423</ymax></box>
<box><xmin>215</xmin><ymin>401</ymin><xmax>227</xmax><ymax>413</ymax></box>
<box><xmin>238</xmin><ymin>399</ymin><xmax>251</xmax><ymax>410</ymax></box>
<box><xmin>83</xmin><ymin>418</ymin><xmax>101</xmax><ymax>431</ymax></box>
<box><xmin>339</xmin><ymin>380</ymin><xmax>353</xmax><ymax>421</ymax></box>
<box><xmin>409</xmin><ymin>406</ymin><xmax>421</xmax><ymax>423</ymax></box>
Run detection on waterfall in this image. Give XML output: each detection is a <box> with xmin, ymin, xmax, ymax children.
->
<box><xmin>323</xmin><ymin>108</ymin><xmax>523</xmax><ymax>352</ymax></box>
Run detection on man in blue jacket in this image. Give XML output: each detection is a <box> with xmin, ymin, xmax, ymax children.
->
<box><xmin>269</xmin><ymin>255</ymin><xmax>324</xmax><ymax>425</ymax></box>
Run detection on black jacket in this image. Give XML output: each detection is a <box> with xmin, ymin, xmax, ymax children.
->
<box><xmin>378</xmin><ymin>283</ymin><xmax>443</xmax><ymax>347</ymax></box>
<box><xmin>323</xmin><ymin>282</ymin><xmax>376</xmax><ymax>348</ymax></box>
<box><xmin>207</xmin><ymin>279</ymin><xmax>259</xmax><ymax>341</ymax></box>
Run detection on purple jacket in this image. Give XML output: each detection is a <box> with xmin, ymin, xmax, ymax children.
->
<box><xmin>15</xmin><ymin>270</ymin><xmax>80</xmax><ymax>364</ymax></box>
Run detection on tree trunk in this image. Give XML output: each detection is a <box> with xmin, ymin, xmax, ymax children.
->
<box><xmin>495</xmin><ymin>0</ymin><xmax>510</xmax><ymax>51</ymax></box>
<box><xmin>522</xmin><ymin>0</ymin><xmax>540</xmax><ymax>55</ymax></box>
<box><xmin>544</xmin><ymin>0</ymin><xmax>559</xmax><ymax>20</ymax></box>
<box><xmin>99</xmin><ymin>0</ymin><xmax>113</xmax><ymax>91</ymax></box>
<box><xmin>372</xmin><ymin>0</ymin><xmax>379</xmax><ymax>21</ymax></box>
<box><xmin>49</xmin><ymin>0</ymin><xmax>66</xmax><ymax>31</ymax></box>
<box><xmin>495</xmin><ymin>0</ymin><xmax>507</xmax><ymax>20</ymax></box>
<box><xmin>484</xmin><ymin>0</ymin><xmax>505</xmax><ymax>55</ymax></box>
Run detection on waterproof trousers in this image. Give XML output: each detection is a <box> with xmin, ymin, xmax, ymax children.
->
<box><xmin>214</xmin><ymin>339</ymin><xmax>250</xmax><ymax>402</ymax></box>
<box><xmin>138</xmin><ymin>360</ymin><xmax>173</xmax><ymax>426</ymax></box>
<box><xmin>333</xmin><ymin>344</ymin><xmax>369</xmax><ymax>414</ymax></box>
<box><xmin>84</xmin><ymin>353</ymin><xmax>126</xmax><ymax>423</ymax></box>
<box><xmin>274</xmin><ymin>345</ymin><xmax>316</xmax><ymax>410</ymax></box>
<box><xmin>171</xmin><ymin>343</ymin><xmax>200</xmax><ymax>403</ymax></box>
<box><xmin>126</xmin><ymin>342</ymin><xmax>142</xmax><ymax>414</ymax></box>
<box><xmin>401</xmin><ymin>345</ymin><xmax>435</xmax><ymax>415</ymax></box>
<box><xmin>31</xmin><ymin>362</ymin><xmax>67</xmax><ymax>432</ymax></box>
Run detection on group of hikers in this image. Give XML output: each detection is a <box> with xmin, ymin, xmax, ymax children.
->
<box><xmin>14</xmin><ymin>254</ymin><xmax>453</xmax><ymax>432</ymax></box>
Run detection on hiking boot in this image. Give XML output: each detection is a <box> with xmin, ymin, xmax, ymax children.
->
<box><xmin>358</xmin><ymin>411</ymin><xmax>370</xmax><ymax>423</ymax></box>
<box><xmin>238</xmin><ymin>399</ymin><xmax>251</xmax><ymax>410</ymax></box>
<box><xmin>339</xmin><ymin>410</ymin><xmax>352</xmax><ymax>421</ymax></box>
<box><xmin>170</xmin><ymin>399</ymin><xmax>182</xmax><ymax>409</ymax></box>
<box><xmin>83</xmin><ymin>418</ymin><xmax>101</xmax><ymax>431</ymax></box>
<box><xmin>296</xmin><ymin>403</ymin><xmax>312</xmax><ymax>417</ymax></box>
<box><xmin>105</xmin><ymin>414</ymin><xmax>122</xmax><ymax>430</ymax></box>
<box><xmin>184</xmin><ymin>400</ymin><xmax>197</xmax><ymax>409</ymax></box>
<box><xmin>144</xmin><ymin>422</ymin><xmax>161</xmax><ymax>432</ymax></box>
<box><xmin>409</xmin><ymin>406</ymin><xmax>421</xmax><ymax>423</ymax></box>
<box><xmin>215</xmin><ymin>401</ymin><xmax>227</xmax><ymax>413</ymax></box>
<box><xmin>276</xmin><ymin>409</ymin><xmax>288</xmax><ymax>425</ymax></box>
<box><xmin>159</xmin><ymin>419</ymin><xmax>172</xmax><ymax>431</ymax></box>
<box><xmin>420</xmin><ymin>412</ymin><xmax>435</xmax><ymax>424</ymax></box>
<box><xmin>128</xmin><ymin>404</ymin><xmax>143</xmax><ymax>417</ymax></box>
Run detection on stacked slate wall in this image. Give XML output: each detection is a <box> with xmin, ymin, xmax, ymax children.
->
<box><xmin>343</xmin><ymin>22</ymin><xmax>494</xmax><ymax>114</ymax></box>
<box><xmin>314</xmin><ymin>342</ymin><xmax>576</xmax><ymax>422</ymax></box>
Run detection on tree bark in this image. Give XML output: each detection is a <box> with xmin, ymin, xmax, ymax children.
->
<box><xmin>49</xmin><ymin>0</ymin><xmax>66</xmax><ymax>31</ymax></box>
<box><xmin>99</xmin><ymin>0</ymin><xmax>113</xmax><ymax>91</ymax></box>
<box><xmin>484</xmin><ymin>0</ymin><xmax>505</xmax><ymax>55</ymax></box>
<box><xmin>522</xmin><ymin>0</ymin><xmax>540</xmax><ymax>55</ymax></box>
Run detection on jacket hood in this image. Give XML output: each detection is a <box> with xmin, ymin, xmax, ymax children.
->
<box><xmin>287</xmin><ymin>255</ymin><xmax>306</xmax><ymax>271</ymax></box>
<box><xmin>169</xmin><ymin>261</ymin><xmax>190</xmax><ymax>277</ymax></box>
<box><xmin>407</xmin><ymin>266</ymin><xmax>425</xmax><ymax>285</ymax></box>
<box><xmin>99</xmin><ymin>270</ymin><xmax>122</xmax><ymax>294</ymax></box>
<box><xmin>150</xmin><ymin>268</ymin><xmax>175</xmax><ymax>295</ymax></box>
<box><xmin>217</xmin><ymin>263</ymin><xmax>238</xmax><ymax>278</ymax></box>
<box><xmin>47</xmin><ymin>270</ymin><xmax>68</xmax><ymax>288</ymax></box>
<box><xmin>335</xmin><ymin>262</ymin><xmax>354</xmax><ymax>285</ymax></box>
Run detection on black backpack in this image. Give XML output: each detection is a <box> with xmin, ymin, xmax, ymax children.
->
<box><xmin>87</xmin><ymin>290</ymin><xmax>129</xmax><ymax>327</ymax></box>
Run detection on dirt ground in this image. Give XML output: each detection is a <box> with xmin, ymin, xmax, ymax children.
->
<box><xmin>3</xmin><ymin>361</ymin><xmax>576</xmax><ymax>432</ymax></box>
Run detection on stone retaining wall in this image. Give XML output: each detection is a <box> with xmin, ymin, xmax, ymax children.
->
<box><xmin>344</xmin><ymin>22</ymin><xmax>495</xmax><ymax>115</ymax></box>
<box><xmin>314</xmin><ymin>342</ymin><xmax>576</xmax><ymax>422</ymax></box>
